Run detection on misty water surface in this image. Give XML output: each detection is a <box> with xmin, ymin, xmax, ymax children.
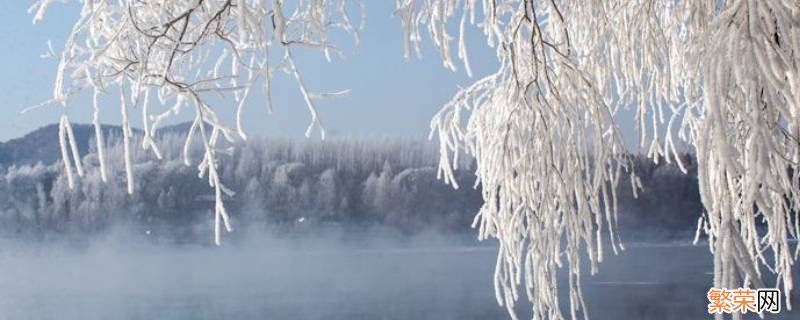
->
<box><xmin>0</xmin><ymin>229</ymin><xmax>798</xmax><ymax>320</ymax></box>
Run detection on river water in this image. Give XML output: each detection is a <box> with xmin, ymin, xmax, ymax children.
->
<box><xmin>0</xmin><ymin>234</ymin><xmax>797</xmax><ymax>319</ymax></box>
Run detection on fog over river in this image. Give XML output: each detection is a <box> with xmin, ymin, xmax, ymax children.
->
<box><xmin>0</xmin><ymin>229</ymin><xmax>798</xmax><ymax>320</ymax></box>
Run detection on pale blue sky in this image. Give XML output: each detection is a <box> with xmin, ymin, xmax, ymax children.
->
<box><xmin>1</xmin><ymin>1</ymin><xmax>653</xmax><ymax>151</ymax></box>
<box><xmin>0</xmin><ymin>2</ymin><xmax>498</xmax><ymax>141</ymax></box>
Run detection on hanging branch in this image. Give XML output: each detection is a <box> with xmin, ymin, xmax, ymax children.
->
<box><xmin>398</xmin><ymin>1</ymin><xmax>799</xmax><ymax>319</ymax></box>
<box><xmin>29</xmin><ymin>0</ymin><xmax>363</xmax><ymax>244</ymax></box>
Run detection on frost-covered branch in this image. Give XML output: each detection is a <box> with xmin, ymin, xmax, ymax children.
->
<box><xmin>30</xmin><ymin>0</ymin><xmax>363</xmax><ymax>244</ymax></box>
<box><xmin>684</xmin><ymin>1</ymin><xmax>800</xmax><ymax>317</ymax></box>
<box><xmin>399</xmin><ymin>1</ymin><xmax>686</xmax><ymax>318</ymax></box>
<box><xmin>399</xmin><ymin>0</ymin><xmax>799</xmax><ymax>319</ymax></box>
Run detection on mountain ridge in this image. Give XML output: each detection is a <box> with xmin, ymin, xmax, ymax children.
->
<box><xmin>0</xmin><ymin>122</ymin><xmax>190</xmax><ymax>167</ymax></box>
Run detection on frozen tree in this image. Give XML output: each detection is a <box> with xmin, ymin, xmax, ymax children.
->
<box><xmin>397</xmin><ymin>1</ymin><xmax>799</xmax><ymax>319</ymax></box>
<box><xmin>269</xmin><ymin>162</ymin><xmax>307</xmax><ymax>221</ymax></box>
<box><xmin>315</xmin><ymin>167</ymin><xmax>339</xmax><ymax>216</ymax></box>
<box><xmin>30</xmin><ymin>0</ymin><xmax>800</xmax><ymax>319</ymax></box>
<box><xmin>396</xmin><ymin>1</ymin><xmax>682</xmax><ymax>318</ymax></box>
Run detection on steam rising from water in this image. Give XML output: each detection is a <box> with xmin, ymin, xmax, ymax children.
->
<box><xmin>0</xmin><ymin>227</ymin><xmax>504</xmax><ymax>320</ymax></box>
<box><xmin>0</xmin><ymin>227</ymin><xmax>797</xmax><ymax>319</ymax></box>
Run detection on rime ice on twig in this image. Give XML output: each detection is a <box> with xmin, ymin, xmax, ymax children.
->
<box><xmin>32</xmin><ymin>0</ymin><xmax>362</xmax><ymax>245</ymax></box>
<box><xmin>399</xmin><ymin>1</ymin><xmax>800</xmax><ymax>319</ymax></box>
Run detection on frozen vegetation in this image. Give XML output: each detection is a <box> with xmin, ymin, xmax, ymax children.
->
<box><xmin>27</xmin><ymin>1</ymin><xmax>800</xmax><ymax>317</ymax></box>
<box><xmin>0</xmin><ymin>124</ymin><xmax>700</xmax><ymax>243</ymax></box>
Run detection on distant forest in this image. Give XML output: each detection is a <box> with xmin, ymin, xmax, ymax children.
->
<box><xmin>0</xmin><ymin>124</ymin><xmax>702</xmax><ymax>242</ymax></box>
